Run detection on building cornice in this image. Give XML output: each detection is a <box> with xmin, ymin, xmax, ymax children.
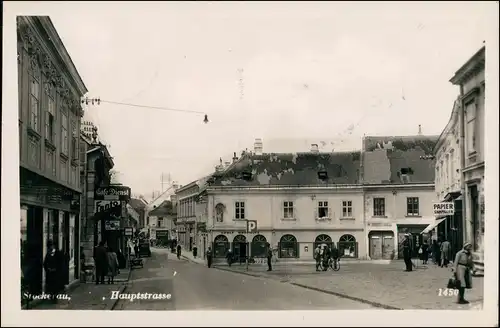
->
<box><xmin>17</xmin><ymin>16</ymin><xmax>86</xmax><ymax>118</ymax></box>
<box><xmin>449</xmin><ymin>46</ymin><xmax>485</xmax><ymax>85</ymax></box>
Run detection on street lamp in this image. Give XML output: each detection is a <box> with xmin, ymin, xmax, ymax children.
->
<box><xmin>203</xmin><ymin>114</ymin><xmax>209</xmax><ymax>124</ymax></box>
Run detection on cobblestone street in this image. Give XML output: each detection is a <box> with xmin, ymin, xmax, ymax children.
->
<box><xmin>196</xmin><ymin>256</ymin><xmax>484</xmax><ymax>310</ymax></box>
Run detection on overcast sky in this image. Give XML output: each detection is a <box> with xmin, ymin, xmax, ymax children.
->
<box><xmin>38</xmin><ymin>2</ymin><xmax>489</xmax><ymax>197</ymax></box>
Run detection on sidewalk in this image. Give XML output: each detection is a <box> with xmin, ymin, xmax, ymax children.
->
<box><xmin>27</xmin><ymin>268</ymin><xmax>132</xmax><ymax>310</ymax></box>
<box><xmin>218</xmin><ymin>262</ymin><xmax>484</xmax><ymax>310</ymax></box>
<box><xmin>181</xmin><ymin>251</ymin><xmax>205</xmax><ymax>265</ymax></box>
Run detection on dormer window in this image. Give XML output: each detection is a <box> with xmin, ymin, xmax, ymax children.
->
<box><xmin>317</xmin><ymin>170</ymin><xmax>328</xmax><ymax>180</ymax></box>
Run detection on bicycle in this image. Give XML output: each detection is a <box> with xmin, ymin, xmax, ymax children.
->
<box><xmin>318</xmin><ymin>257</ymin><xmax>340</xmax><ymax>271</ymax></box>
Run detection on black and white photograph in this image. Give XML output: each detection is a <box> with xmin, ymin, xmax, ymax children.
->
<box><xmin>2</xmin><ymin>1</ymin><xmax>498</xmax><ymax>327</ymax></box>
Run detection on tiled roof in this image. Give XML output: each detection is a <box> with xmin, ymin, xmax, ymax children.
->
<box><xmin>362</xmin><ymin>135</ymin><xmax>438</xmax><ymax>184</ymax></box>
<box><xmin>209</xmin><ymin>152</ymin><xmax>362</xmax><ymax>187</ymax></box>
<box><xmin>149</xmin><ymin>200</ymin><xmax>175</xmax><ymax>216</ymax></box>
<box><xmin>129</xmin><ymin>198</ymin><xmax>146</xmax><ymax>211</ymax></box>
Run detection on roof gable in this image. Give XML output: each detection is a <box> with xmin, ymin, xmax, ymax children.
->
<box><xmin>209</xmin><ymin>152</ymin><xmax>361</xmax><ymax>187</ymax></box>
<box><xmin>149</xmin><ymin>200</ymin><xmax>175</xmax><ymax>217</ymax></box>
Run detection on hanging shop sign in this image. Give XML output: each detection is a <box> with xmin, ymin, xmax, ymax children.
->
<box><xmin>94</xmin><ymin>186</ymin><xmax>131</xmax><ymax>201</ymax></box>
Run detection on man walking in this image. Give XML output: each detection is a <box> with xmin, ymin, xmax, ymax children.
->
<box><xmin>402</xmin><ymin>234</ymin><xmax>413</xmax><ymax>272</ymax></box>
<box><xmin>206</xmin><ymin>247</ymin><xmax>213</xmax><ymax>268</ymax></box>
<box><xmin>43</xmin><ymin>240</ymin><xmax>64</xmax><ymax>303</ymax></box>
<box><xmin>266</xmin><ymin>244</ymin><xmax>273</xmax><ymax>272</ymax></box>
<box><xmin>94</xmin><ymin>241</ymin><xmax>108</xmax><ymax>285</ymax></box>
<box><xmin>314</xmin><ymin>245</ymin><xmax>321</xmax><ymax>272</ymax></box>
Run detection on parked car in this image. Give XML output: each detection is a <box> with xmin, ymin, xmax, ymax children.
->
<box><xmin>138</xmin><ymin>241</ymin><xmax>152</xmax><ymax>257</ymax></box>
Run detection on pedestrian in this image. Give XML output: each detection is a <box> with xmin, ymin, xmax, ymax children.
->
<box><xmin>24</xmin><ymin>243</ymin><xmax>42</xmax><ymax>308</ymax></box>
<box><xmin>453</xmin><ymin>242</ymin><xmax>474</xmax><ymax>304</ymax></box>
<box><xmin>420</xmin><ymin>240</ymin><xmax>429</xmax><ymax>265</ymax></box>
<box><xmin>432</xmin><ymin>240</ymin><xmax>440</xmax><ymax>265</ymax></box>
<box><xmin>93</xmin><ymin>241</ymin><xmax>108</xmax><ymax>285</ymax></box>
<box><xmin>106</xmin><ymin>246</ymin><xmax>119</xmax><ymax>284</ymax></box>
<box><xmin>226</xmin><ymin>248</ymin><xmax>233</xmax><ymax>267</ymax></box>
<box><xmin>176</xmin><ymin>244</ymin><xmax>182</xmax><ymax>260</ymax></box>
<box><xmin>43</xmin><ymin>240</ymin><xmax>64</xmax><ymax>303</ymax></box>
<box><xmin>440</xmin><ymin>238</ymin><xmax>451</xmax><ymax>267</ymax></box>
<box><xmin>206</xmin><ymin>247</ymin><xmax>213</xmax><ymax>268</ymax></box>
<box><xmin>266</xmin><ymin>244</ymin><xmax>273</xmax><ymax>272</ymax></box>
<box><xmin>402</xmin><ymin>234</ymin><xmax>413</xmax><ymax>272</ymax></box>
<box><xmin>314</xmin><ymin>245</ymin><xmax>321</xmax><ymax>272</ymax></box>
<box><xmin>322</xmin><ymin>245</ymin><xmax>331</xmax><ymax>271</ymax></box>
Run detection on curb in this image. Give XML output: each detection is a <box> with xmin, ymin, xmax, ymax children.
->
<box><xmin>290</xmin><ymin>282</ymin><xmax>402</xmax><ymax>310</ymax></box>
<box><xmin>110</xmin><ymin>268</ymin><xmax>133</xmax><ymax>310</ymax></box>
<box><xmin>214</xmin><ymin>266</ymin><xmax>275</xmax><ymax>279</ymax></box>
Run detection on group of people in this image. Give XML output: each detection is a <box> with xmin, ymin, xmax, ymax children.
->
<box><xmin>401</xmin><ymin>234</ymin><xmax>454</xmax><ymax>271</ymax></box>
<box><xmin>93</xmin><ymin>241</ymin><xmax>120</xmax><ymax>285</ymax></box>
<box><xmin>314</xmin><ymin>243</ymin><xmax>339</xmax><ymax>271</ymax></box>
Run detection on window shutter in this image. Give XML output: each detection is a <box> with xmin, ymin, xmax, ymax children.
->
<box><xmin>314</xmin><ymin>208</ymin><xmax>318</xmax><ymax>220</ymax></box>
<box><xmin>293</xmin><ymin>204</ymin><xmax>296</xmax><ymax>219</ymax></box>
<box><xmin>328</xmin><ymin>207</ymin><xmax>332</xmax><ymax>219</ymax></box>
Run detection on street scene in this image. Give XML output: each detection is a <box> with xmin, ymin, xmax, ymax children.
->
<box><xmin>7</xmin><ymin>1</ymin><xmax>496</xmax><ymax>324</ymax></box>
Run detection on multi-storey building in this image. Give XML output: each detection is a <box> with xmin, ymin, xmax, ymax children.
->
<box><xmin>144</xmin><ymin>183</ymin><xmax>178</xmax><ymax>236</ymax></box>
<box><xmin>206</xmin><ymin>140</ymin><xmax>366</xmax><ymax>261</ymax></box>
<box><xmin>449</xmin><ymin>46</ymin><xmax>485</xmax><ymax>274</ymax></box>
<box><xmin>18</xmin><ymin>16</ymin><xmax>88</xmax><ymax>294</ymax></box>
<box><xmin>175</xmin><ymin>176</ymin><xmax>212</xmax><ymax>253</ymax></box>
<box><xmin>362</xmin><ymin>135</ymin><xmax>438</xmax><ymax>260</ymax></box>
<box><xmin>432</xmin><ymin>98</ymin><xmax>464</xmax><ymax>260</ymax></box>
<box><xmin>128</xmin><ymin>197</ymin><xmax>148</xmax><ymax>229</ymax></box>
<box><xmin>148</xmin><ymin>200</ymin><xmax>176</xmax><ymax>244</ymax></box>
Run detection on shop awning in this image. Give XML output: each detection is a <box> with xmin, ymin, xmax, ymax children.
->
<box><xmin>421</xmin><ymin>218</ymin><xmax>447</xmax><ymax>234</ymax></box>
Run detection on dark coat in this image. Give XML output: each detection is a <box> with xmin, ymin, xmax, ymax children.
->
<box><xmin>94</xmin><ymin>246</ymin><xmax>108</xmax><ymax>268</ymax></box>
<box><xmin>454</xmin><ymin>249</ymin><xmax>474</xmax><ymax>288</ymax></box>
<box><xmin>43</xmin><ymin>249</ymin><xmax>64</xmax><ymax>293</ymax></box>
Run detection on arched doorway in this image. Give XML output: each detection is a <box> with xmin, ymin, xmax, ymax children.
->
<box><xmin>338</xmin><ymin>234</ymin><xmax>357</xmax><ymax>258</ymax></box>
<box><xmin>213</xmin><ymin>234</ymin><xmax>229</xmax><ymax>258</ymax></box>
<box><xmin>314</xmin><ymin>234</ymin><xmax>333</xmax><ymax>250</ymax></box>
<box><xmin>368</xmin><ymin>231</ymin><xmax>394</xmax><ymax>260</ymax></box>
<box><xmin>233</xmin><ymin>235</ymin><xmax>247</xmax><ymax>264</ymax></box>
<box><xmin>251</xmin><ymin>234</ymin><xmax>268</xmax><ymax>258</ymax></box>
<box><xmin>279</xmin><ymin>234</ymin><xmax>298</xmax><ymax>258</ymax></box>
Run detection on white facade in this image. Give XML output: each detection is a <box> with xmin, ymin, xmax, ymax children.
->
<box><xmin>207</xmin><ymin>187</ymin><xmax>367</xmax><ymax>260</ymax></box>
<box><xmin>449</xmin><ymin>46</ymin><xmax>485</xmax><ymax>268</ymax></box>
<box><xmin>434</xmin><ymin>99</ymin><xmax>462</xmax><ymax>201</ymax></box>
<box><xmin>365</xmin><ymin>185</ymin><xmax>437</xmax><ymax>260</ymax></box>
<box><xmin>144</xmin><ymin>183</ymin><xmax>178</xmax><ymax>233</ymax></box>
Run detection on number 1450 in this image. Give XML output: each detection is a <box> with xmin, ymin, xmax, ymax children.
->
<box><xmin>438</xmin><ymin>288</ymin><xmax>459</xmax><ymax>296</ymax></box>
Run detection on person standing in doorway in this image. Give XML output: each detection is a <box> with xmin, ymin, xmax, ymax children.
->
<box><xmin>93</xmin><ymin>241</ymin><xmax>108</xmax><ymax>285</ymax></box>
<box><xmin>43</xmin><ymin>240</ymin><xmax>64</xmax><ymax>303</ymax></box>
<box><xmin>440</xmin><ymin>238</ymin><xmax>451</xmax><ymax>267</ymax></box>
<box><xmin>206</xmin><ymin>247</ymin><xmax>213</xmax><ymax>268</ymax></box>
<box><xmin>402</xmin><ymin>234</ymin><xmax>413</xmax><ymax>272</ymax></box>
<box><xmin>266</xmin><ymin>244</ymin><xmax>273</xmax><ymax>272</ymax></box>
<box><xmin>453</xmin><ymin>242</ymin><xmax>474</xmax><ymax>304</ymax></box>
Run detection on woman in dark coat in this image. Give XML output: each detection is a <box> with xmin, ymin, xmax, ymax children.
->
<box><xmin>420</xmin><ymin>241</ymin><xmax>429</xmax><ymax>264</ymax></box>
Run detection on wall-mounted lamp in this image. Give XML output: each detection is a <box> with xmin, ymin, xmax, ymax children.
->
<box><xmin>310</xmin><ymin>195</ymin><xmax>316</xmax><ymax>200</ymax></box>
<box><xmin>392</xmin><ymin>190</ymin><xmax>397</xmax><ymax>196</ymax></box>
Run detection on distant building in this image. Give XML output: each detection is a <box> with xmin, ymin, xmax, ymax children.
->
<box><xmin>144</xmin><ymin>183</ymin><xmax>179</xmax><ymax>237</ymax></box>
<box><xmin>148</xmin><ymin>200</ymin><xmax>176</xmax><ymax>244</ymax></box>
<box><xmin>362</xmin><ymin>134</ymin><xmax>438</xmax><ymax>260</ymax></box>
<box><xmin>449</xmin><ymin>46</ymin><xmax>485</xmax><ymax>274</ymax></box>
<box><xmin>128</xmin><ymin>198</ymin><xmax>148</xmax><ymax>229</ymax></box>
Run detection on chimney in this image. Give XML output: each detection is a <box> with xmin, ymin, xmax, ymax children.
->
<box><xmin>254</xmin><ymin>138</ymin><xmax>263</xmax><ymax>155</ymax></box>
<box><xmin>232</xmin><ymin>152</ymin><xmax>238</xmax><ymax>163</ymax></box>
<box><xmin>311</xmin><ymin>143</ymin><xmax>319</xmax><ymax>153</ymax></box>
<box><xmin>418</xmin><ymin>125</ymin><xmax>422</xmax><ymax>135</ymax></box>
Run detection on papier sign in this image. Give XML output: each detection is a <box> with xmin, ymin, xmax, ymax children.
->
<box><xmin>94</xmin><ymin>186</ymin><xmax>131</xmax><ymax>201</ymax></box>
<box><xmin>433</xmin><ymin>202</ymin><xmax>455</xmax><ymax>216</ymax></box>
